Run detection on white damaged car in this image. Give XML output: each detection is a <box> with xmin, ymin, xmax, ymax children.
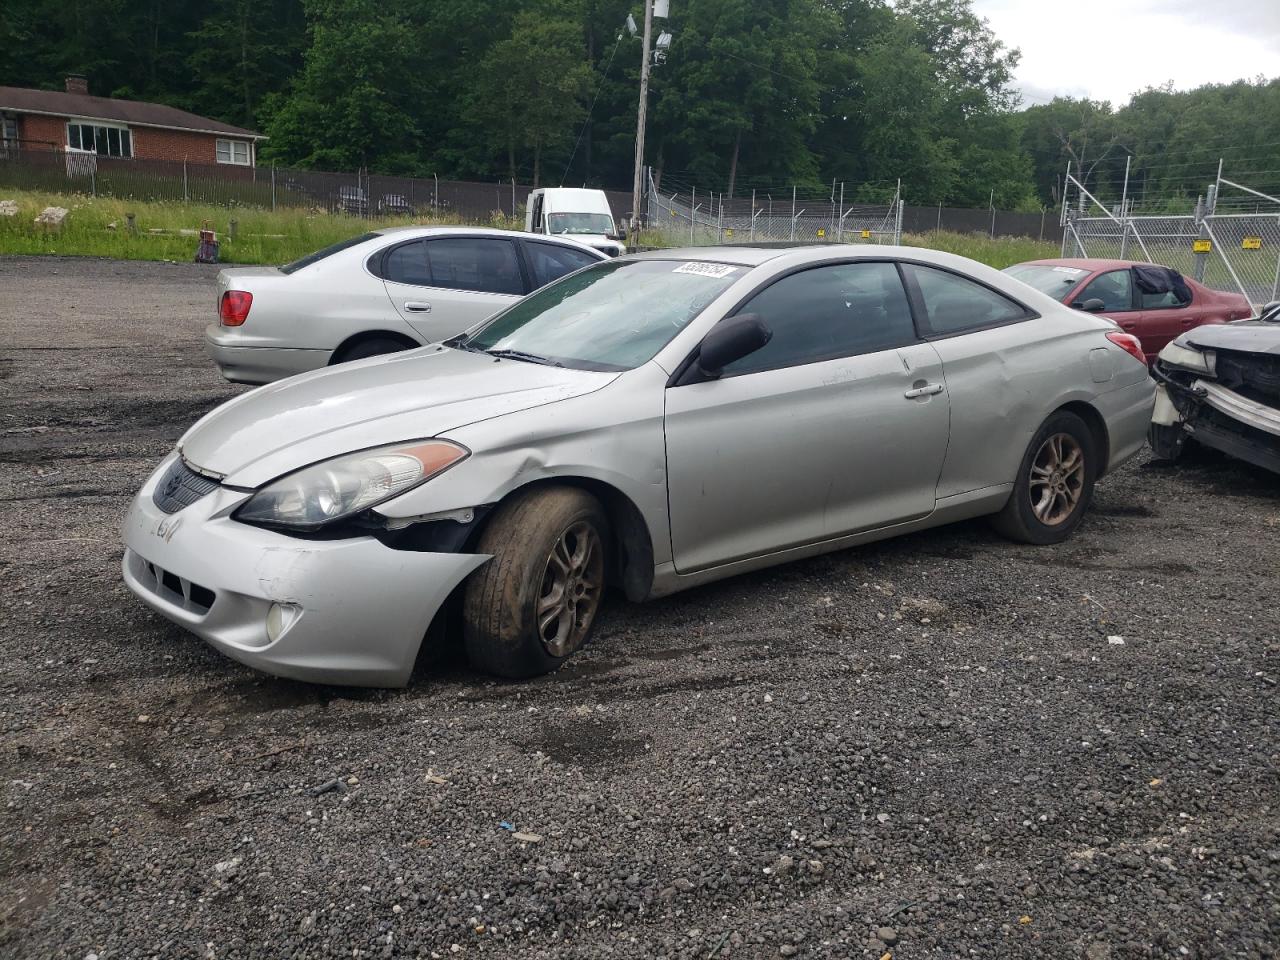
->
<box><xmin>1149</xmin><ymin>300</ymin><xmax>1280</xmax><ymax>473</ymax></box>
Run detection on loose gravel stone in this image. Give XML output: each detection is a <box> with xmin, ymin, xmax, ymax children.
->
<box><xmin>0</xmin><ymin>256</ymin><xmax>1276</xmax><ymax>959</ymax></box>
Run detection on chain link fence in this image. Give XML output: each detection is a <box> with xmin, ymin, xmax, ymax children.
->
<box><xmin>0</xmin><ymin>144</ymin><xmax>633</xmax><ymax>224</ymax></box>
<box><xmin>1062</xmin><ymin>164</ymin><xmax>1280</xmax><ymax>307</ymax></box>
<box><xmin>643</xmin><ymin>172</ymin><xmax>902</xmax><ymax>246</ymax></box>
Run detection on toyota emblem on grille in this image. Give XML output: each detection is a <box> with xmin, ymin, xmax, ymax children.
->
<box><xmin>161</xmin><ymin>471</ymin><xmax>184</xmax><ymax>498</ymax></box>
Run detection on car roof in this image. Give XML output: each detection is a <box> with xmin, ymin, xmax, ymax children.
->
<box><xmin>370</xmin><ymin>225</ymin><xmax>606</xmax><ymax>255</ymax></box>
<box><xmin>1018</xmin><ymin>257</ymin><xmax>1152</xmax><ymax>272</ymax></box>
<box><xmin>626</xmin><ymin>243</ymin><xmax>1019</xmax><ymax>271</ymax></box>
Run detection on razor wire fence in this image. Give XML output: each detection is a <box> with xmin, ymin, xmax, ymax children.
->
<box><xmin>643</xmin><ymin>172</ymin><xmax>903</xmax><ymax>246</ymax></box>
<box><xmin>1061</xmin><ymin>161</ymin><xmax>1280</xmax><ymax>307</ymax></box>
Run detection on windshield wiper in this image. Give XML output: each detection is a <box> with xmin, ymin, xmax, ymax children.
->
<box><xmin>443</xmin><ymin>335</ymin><xmax>483</xmax><ymax>353</ymax></box>
<box><xmin>486</xmin><ymin>348</ymin><xmax>563</xmax><ymax>367</ymax></box>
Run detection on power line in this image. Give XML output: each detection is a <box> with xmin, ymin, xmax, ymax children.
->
<box><xmin>559</xmin><ymin>30</ymin><xmax>625</xmax><ymax>187</ymax></box>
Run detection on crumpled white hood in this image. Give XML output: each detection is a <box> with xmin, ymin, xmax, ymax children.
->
<box><xmin>180</xmin><ymin>346</ymin><xmax>616</xmax><ymax>487</ymax></box>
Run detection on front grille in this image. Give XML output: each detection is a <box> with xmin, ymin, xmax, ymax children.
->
<box><xmin>136</xmin><ymin>555</ymin><xmax>216</xmax><ymax>614</ymax></box>
<box><xmin>152</xmin><ymin>458</ymin><xmax>220</xmax><ymax>514</ymax></box>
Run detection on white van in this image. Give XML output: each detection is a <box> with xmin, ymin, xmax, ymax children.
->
<box><xmin>525</xmin><ymin>188</ymin><xmax>625</xmax><ymax>257</ymax></box>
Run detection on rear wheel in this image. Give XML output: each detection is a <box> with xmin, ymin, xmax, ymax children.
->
<box><xmin>991</xmin><ymin>411</ymin><xmax>1097</xmax><ymax>545</ymax></box>
<box><xmin>463</xmin><ymin>487</ymin><xmax>609</xmax><ymax>678</ymax></box>
<box><xmin>331</xmin><ymin>336</ymin><xmax>413</xmax><ymax>365</ymax></box>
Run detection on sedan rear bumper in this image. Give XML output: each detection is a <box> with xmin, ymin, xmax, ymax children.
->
<box><xmin>205</xmin><ymin>325</ymin><xmax>329</xmax><ymax>385</ymax></box>
<box><xmin>121</xmin><ymin>455</ymin><xmax>488</xmax><ymax>686</ymax></box>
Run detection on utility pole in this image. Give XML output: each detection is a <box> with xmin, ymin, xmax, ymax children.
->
<box><xmin>629</xmin><ymin>0</ymin><xmax>655</xmax><ymax>250</ymax></box>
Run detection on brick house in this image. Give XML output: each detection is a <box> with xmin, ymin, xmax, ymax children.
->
<box><xmin>0</xmin><ymin>76</ymin><xmax>264</xmax><ymax>166</ymax></box>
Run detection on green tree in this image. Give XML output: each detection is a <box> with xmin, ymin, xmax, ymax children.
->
<box><xmin>1019</xmin><ymin>97</ymin><xmax>1119</xmax><ymax>204</ymax></box>
<box><xmin>465</xmin><ymin>8</ymin><xmax>593</xmax><ymax>185</ymax></box>
<box><xmin>187</xmin><ymin>0</ymin><xmax>305</xmax><ymax>130</ymax></box>
<box><xmin>649</xmin><ymin>0</ymin><xmax>830</xmax><ymax>195</ymax></box>
<box><xmin>263</xmin><ymin>0</ymin><xmax>427</xmax><ymax>172</ymax></box>
<box><xmin>851</xmin><ymin>22</ymin><xmax>956</xmax><ymax>203</ymax></box>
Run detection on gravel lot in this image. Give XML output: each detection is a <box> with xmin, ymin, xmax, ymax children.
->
<box><xmin>1</xmin><ymin>255</ymin><xmax>1277</xmax><ymax>960</ymax></box>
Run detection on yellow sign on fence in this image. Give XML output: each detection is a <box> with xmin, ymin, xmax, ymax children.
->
<box><xmin>1242</xmin><ymin>236</ymin><xmax>1262</xmax><ymax>250</ymax></box>
<box><xmin>816</xmin><ymin>228</ymin><xmax>825</xmax><ymax>238</ymax></box>
<box><xmin>861</xmin><ymin>229</ymin><xmax>871</xmax><ymax>239</ymax></box>
<box><xmin>725</xmin><ymin>228</ymin><xmax>734</xmax><ymax>238</ymax></box>
<box><xmin>1192</xmin><ymin>239</ymin><xmax>1212</xmax><ymax>253</ymax></box>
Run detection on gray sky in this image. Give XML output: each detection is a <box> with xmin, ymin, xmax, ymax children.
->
<box><xmin>970</xmin><ymin>0</ymin><xmax>1280</xmax><ymax>106</ymax></box>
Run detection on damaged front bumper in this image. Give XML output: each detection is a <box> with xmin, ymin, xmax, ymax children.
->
<box><xmin>121</xmin><ymin>453</ymin><xmax>488</xmax><ymax>686</ymax></box>
<box><xmin>1151</xmin><ymin>365</ymin><xmax>1280</xmax><ymax>474</ymax></box>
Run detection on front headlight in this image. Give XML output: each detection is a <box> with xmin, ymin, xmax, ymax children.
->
<box><xmin>1156</xmin><ymin>341</ymin><xmax>1214</xmax><ymax>375</ymax></box>
<box><xmin>234</xmin><ymin>440</ymin><xmax>468</xmax><ymax>530</ymax></box>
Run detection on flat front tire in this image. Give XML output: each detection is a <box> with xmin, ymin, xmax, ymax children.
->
<box><xmin>991</xmin><ymin>411</ymin><xmax>1098</xmax><ymax>545</ymax></box>
<box><xmin>463</xmin><ymin>487</ymin><xmax>609</xmax><ymax>678</ymax></box>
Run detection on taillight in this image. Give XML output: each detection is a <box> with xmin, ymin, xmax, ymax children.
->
<box><xmin>219</xmin><ymin>290</ymin><xmax>253</xmax><ymax>326</ymax></box>
<box><xmin>1105</xmin><ymin>330</ymin><xmax>1146</xmax><ymax>364</ymax></box>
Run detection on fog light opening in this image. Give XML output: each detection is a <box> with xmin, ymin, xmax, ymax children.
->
<box><xmin>266</xmin><ymin>602</ymin><xmax>300</xmax><ymax>642</ymax></box>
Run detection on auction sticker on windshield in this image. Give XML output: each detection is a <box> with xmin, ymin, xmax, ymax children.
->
<box><xmin>672</xmin><ymin>262</ymin><xmax>739</xmax><ymax>279</ymax></box>
<box><xmin>1052</xmin><ymin>266</ymin><xmax>1086</xmax><ymax>274</ymax></box>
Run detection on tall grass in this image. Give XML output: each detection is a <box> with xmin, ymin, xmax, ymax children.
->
<box><xmin>0</xmin><ymin>188</ymin><xmax>1059</xmax><ymax>269</ymax></box>
<box><xmin>900</xmin><ymin>230</ymin><xmax>1060</xmax><ymax>268</ymax></box>
<box><xmin>0</xmin><ymin>189</ymin><xmax>493</xmax><ymax>265</ymax></box>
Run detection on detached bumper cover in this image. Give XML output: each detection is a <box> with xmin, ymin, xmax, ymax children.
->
<box><xmin>121</xmin><ymin>454</ymin><xmax>488</xmax><ymax>686</ymax></box>
<box><xmin>1192</xmin><ymin>378</ymin><xmax>1280</xmax><ymax>437</ymax></box>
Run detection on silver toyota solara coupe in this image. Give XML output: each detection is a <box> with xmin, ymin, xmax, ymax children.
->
<box><xmin>123</xmin><ymin>245</ymin><xmax>1155</xmax><ymax>686</ymax></box>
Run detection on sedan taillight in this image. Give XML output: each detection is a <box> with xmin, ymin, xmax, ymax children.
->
<box><xmin>220</xmin><ymin>290</ymin><xmax>253</xmax><ymax>326</ymax></box>
<box><xmin>1105</xmin><ymin>330</ymin><xmax>1146</xmax><ymax>365</ymax></box>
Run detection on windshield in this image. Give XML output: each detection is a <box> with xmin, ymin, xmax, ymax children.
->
<box><xmin>548</xmin><ymin>212</ymin><xmax>616</xmax><ymax>236</ymax></box>
<box><xmin>457</xmin><ymin>259</ymin><xmax>744</xmax><ymax>371</ymax></box>
<box><xmin>1003</xmin><ymin>263</ymin><xmax>1090</xmax><ymax>301</ymax></box>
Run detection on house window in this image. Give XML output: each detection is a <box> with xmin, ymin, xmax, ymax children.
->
<box><xmin>216</xmin><ymin>139</ymin><xmax>251</xmax><ymax>165</ymax></box>
<box><xmin>67</xmin><ymin>122</ymin><xmax>131</xmax><ymax>157</ymax></box>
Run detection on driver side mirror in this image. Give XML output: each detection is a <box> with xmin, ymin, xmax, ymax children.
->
<box><xmin>695</xmin><ymin>313</ymin><xmax>772</xmax><ymax>378</ymax></box>
<box><xmin>1073</xmin><ymin>298</ymin><xmax>1106</xmax><ymax>313</ymax></box>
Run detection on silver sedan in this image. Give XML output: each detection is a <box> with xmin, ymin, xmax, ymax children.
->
<box><xmin>124</xmin><ymin>245</ymin><xmax>1155</xmax><ymax>686</ymax></box>
<box><xmin>205</xmin><ymin>226</ymin><xmax>606</xmax><ymax>384</ymax></box>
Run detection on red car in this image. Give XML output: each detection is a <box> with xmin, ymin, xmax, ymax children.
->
<box><xmin>1003</xmin><ymin>258</ymin><xmax>1252</xmax><ymax>362</ymax></box>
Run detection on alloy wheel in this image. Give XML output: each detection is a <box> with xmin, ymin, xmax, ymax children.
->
<box><xmin>1029</xmin><ymin>432</ymin><xmax>1085</xmax><ymax>526</ymax></box>
<box><xmin>537</xmin><ymin>520</ymin><xmax>604</xmax><ymax>657</ymax></box>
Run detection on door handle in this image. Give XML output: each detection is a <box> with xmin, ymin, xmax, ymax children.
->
<box><xmin>1120</xmin><ymin>320</ymin><xmax>1137</xmax><ymax>329</ymax></box>
<box><xmin>404</xmin><ymin>301</ymin><xmax>432</xmax><ymax>313</ymax></box>
<box><xmin>904</xmin><ymin>382</ymin><xmax>944</xmax><ymax>399</ymax></box>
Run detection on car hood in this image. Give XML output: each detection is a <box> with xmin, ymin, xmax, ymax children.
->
<box><xmin>1182</xmin><ymin>321</ymin><xmax>1280</xmax><ymax>355</ymax></box>
<box><xmin>180</xmin><ymin>347</ymin><xmax>617</xmax><ymax>486</ymax></box>
<box><xmin>559</xmin><ymin>234</ymin><xmax>622</xmax><ymax>252</ymax></box>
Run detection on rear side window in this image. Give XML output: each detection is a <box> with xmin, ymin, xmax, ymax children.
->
<box><xmin>722</xmin><ymin>261</ymin><xmax>916</xmax><ymax>376</ymax></box>
<box><xmin>424</xmin><ymin>238</ymin><xmax>524</xmax><ymax>295</ymax></box>
<box><xmin>907</xmin><ymin>264</ymin><xmax>1030</xmax><ymax>335</ymax></box>
<box><xmin>281</xmin><ymin>232</ymin><xmax>379</xmax><ymax>274</ymax></box>
<box><xmin>382</xmin><ymin>240</ymin><xmax>432</xmax><ymax>286</ymax></box>
<box><xmin>1140</xmin><ymin>285</ymin><xmax>1191</xmax><ymax>309</ymax></box>
<box><xmin>525</xmin><ymin>242</ymin><xmax>600</xmax><ymax>288</ymax></box>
